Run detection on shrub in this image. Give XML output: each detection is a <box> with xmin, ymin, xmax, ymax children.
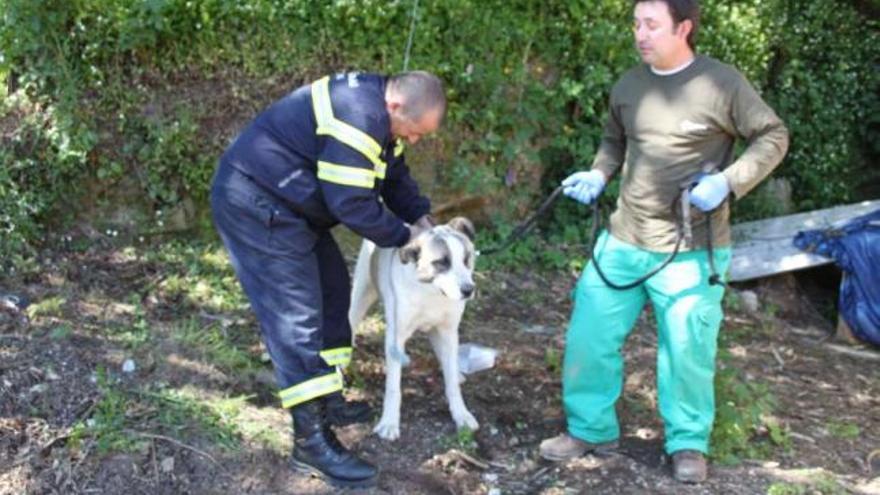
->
<box><xmin>1</xmin><ymin>0</ymin><xmax>876</xmax><ymax>268</ymax></box>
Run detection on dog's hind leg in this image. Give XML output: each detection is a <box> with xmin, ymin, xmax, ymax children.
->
<box><xmin>429</xmin><ymin>324</ymin><xmax>479</xmax><ymax>432</ymax></box>
<box><xmin>348</xmin><ymin>241</ymin><xmax>379</xmax><ymax>332</ymax></box>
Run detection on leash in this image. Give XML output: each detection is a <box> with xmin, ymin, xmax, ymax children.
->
<box><xmin>478</xmin><ymin>170</ymin><xmax>727</xmax><ymax>288</ymax></box>
<box><xmin>588</xmin><ymin>171</ymin><xmax>727</xmax><ymax>290</ymax></box>
<box><xmin>477</xmin><ymin>185</ymin><xmax>564</xmax><ymax>256</ymax></box>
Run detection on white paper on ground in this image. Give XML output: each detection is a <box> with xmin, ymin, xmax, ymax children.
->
<box><xmin>458</xmin><ymin>343</ymin><xmax>499</xmax><ymax>375</ymax></box>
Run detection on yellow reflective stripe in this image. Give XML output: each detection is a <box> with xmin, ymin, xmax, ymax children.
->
<box><xmin>320</xmin><ymin>347</ymin><xmax>352</xmax><ymax>367</ymax></box>
<box><xmin>323</xmin><ymin>120</ymin><xmax>384</xmax><ymax>169</ymax></box>
<box><xmin>311</xmin><ymin>76</ymin><xmax>333</xmax><ymax>132</ymax></box>
<box><xmin>394</xmin><ymin>139</ymin><xmax>405</xmax><ymax>157</ymax></box>
<box><xmin>317</xmin><ymin>161</ymin><xmax>375</xmax><ymax>188</ymax></box>
<box><xmin>374</xmin><ymin>161</ymin><xmax>387</xmax><ymax>180</ymax></box>
<box><xmin>279</xmin><ymin>371</ymin><xmax>343</xmax><ymax>408</ymax></box>
<box><xmin>312</xmin><ymin>77</ymin><xmax>384</xmax><ymax>169</ymax></box>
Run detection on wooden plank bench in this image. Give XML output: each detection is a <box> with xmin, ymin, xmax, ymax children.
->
<box><xmin>729</xmin><ymin>200</ymin><xmax>879</xmax><ymax>282</ymax></box>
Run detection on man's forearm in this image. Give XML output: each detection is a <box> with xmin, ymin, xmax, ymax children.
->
<box><xmin>723</xmin><ymin>121</ymin><xmax>790</xmax><ymax>199</ymax></box>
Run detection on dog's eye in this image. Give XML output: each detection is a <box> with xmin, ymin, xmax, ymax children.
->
<box><xmin>464</xmin><ymin>253</ymin><xmax>471</xmax><ymax>266</ymax></box>
<box><xmin>432</xmin><ymin>256</ymin><xmax>450</xmax><ymax>270</ymax></box>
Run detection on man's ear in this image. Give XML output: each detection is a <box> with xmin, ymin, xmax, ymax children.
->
<box><xmin>387</xmin><ymin>100</ymin><xmax>403</xmax><ymax>113</ymax></box>
<box><xmin>676</xmin><ymin>19</ymin><xmax>693</xmax><ymax>41</ymax></box>
<box><xmin>399</xmin><ymin>240</ymin><xmax>421</xmax><ymax>264</ymax></box>
<box><xmin>447</xmin><ymin>217</ymin><xmax>475</xmax><ymax>242</ymax></box>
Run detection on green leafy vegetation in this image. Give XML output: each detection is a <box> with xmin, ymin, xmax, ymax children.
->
<box><xmin>439</xmin><ymin>426</ymin><xmax>478</xmax><ymax>455</ymax></box>
<box><xmin>1</xmin><ymin>0</ymin><xmax>876</xmax><ymax>271</ymax></box>
<box><xmin>711</xmin><ymin>362</ymin><xmax>790</xmax><ymax>465</ymax></box>
<box><xmin>544</xmin><ymin>345</ymin><xmax>562</xmax><ymax>375</ymax></box>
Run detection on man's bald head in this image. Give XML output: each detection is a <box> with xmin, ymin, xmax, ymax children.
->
<box><xmin>387</xmin><ymin>71</ymin><xmax>446</xmax><ymax>122</ymax></box>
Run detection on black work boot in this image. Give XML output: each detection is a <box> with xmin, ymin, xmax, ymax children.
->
<box><xmin>290</xmin><ymin>399</ymin><xmax>378</xmax><ymax>488</ymax></box>
<box><xmin>324</xmin><ymin>391</ymin><xmax>372</xmax><ymax>426</ymax></box>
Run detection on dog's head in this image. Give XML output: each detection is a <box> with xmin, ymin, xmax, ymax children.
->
<box><xmin>399</xmin><ymin>217</ymin><xmax>476</xmax><ymax>300</ymax></box>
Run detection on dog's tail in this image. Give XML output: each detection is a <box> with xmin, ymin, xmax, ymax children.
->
<box><xmin>349</xmin><ymin>241</ymin><xmax>379</xmax><ymax>333</ymax></box>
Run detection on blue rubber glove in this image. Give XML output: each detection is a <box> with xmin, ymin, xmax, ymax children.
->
<box><xmin>562</xmin><ymin>170</ymin><xmax>606</xmax><ymax>205</ymax></box>
<box><xmin>689</xmin><ymin>172</ymin><xmax>731</xmax><ymax>212</ymax></box>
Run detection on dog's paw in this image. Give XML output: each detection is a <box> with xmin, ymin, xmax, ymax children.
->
<box><xmin>452</xmin><ymin>409</ymin><xmax>479</xmax><ymax>432</ymax></box>
<box><xmin>373</xmin><ymin>420</ymin><xmax>401</xmax><ymax>441</ymax></box>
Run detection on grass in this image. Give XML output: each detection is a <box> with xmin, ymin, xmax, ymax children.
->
<box><xmin>148</xmin><ymin>241</ymin><xmax>246</xmax><ymax>312</ymax></box>
<box><xmin>173</xmin><ymin>317</ymin><xmax>261</xmax><ymax>377</ymax></box>
<box><xmin>105</xmin><ymin>299</ymin><xmax>152</xmax><ymax>349</ymax></box>
<box><xmin>767</xmin><ymin>482</ymin><xmax>808</xmax><ymax>495</ymax></box>
<box><xmin>767</xmin><ymin>473</ymin><xmax>851</xmax><ymax>495</ymax></box>
<box><xmin>59</xmin><ymin>241</ymin><xmax>283</xmax><ymax>458</ymax></box>
<box><xmin>70</xmin><ymin>367</ymin><xmax>143</xmax><ymax>454</ymax></box>
<box><xmin>71</xmin><ymin>370</ymin><xmax>244</xmax><ymax>455</ymax></box>
<box><xmin>49</xmin><ymin>324</ymin><xmax>73</xmax><ymax>340</ymax></box>
<box><xmin>810</xmin><ymin>473</ymin><xmax>849</xmax><ymax>494</ymax></box>
<box><xmin>4</xmin><ymin>238</ymin><xmax>815</xmax><ymax>481</ymax></box>
<box><xmin>26</xmin><ymin>296</ymin><xmax>66</xmax><ymax>318</ymax></box>
<box><xmin>439</xmin><ymin>427</ymin><xmax>478</xmax><ymax>455</ymax></box>
<box><xmin>826</xmin><ymin>421</ymin><xmax>860</xmax><ymax>440</ymax></box>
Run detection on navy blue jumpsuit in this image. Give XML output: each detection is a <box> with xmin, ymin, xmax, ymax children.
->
<box><xmin>210</xmin><ymin>73</ymin><xmax>430</xmax><ymax>408</ymax></box>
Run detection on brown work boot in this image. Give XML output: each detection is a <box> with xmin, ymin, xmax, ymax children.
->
<box><xmin>672</xmin><ymin>450</ymin><xmax>707</xmax><ymax>483</ymax></box>
<box><xmin>539</xmin><ymin>432</ymin><xmax>618</xmax><ymax>461</ymax></box>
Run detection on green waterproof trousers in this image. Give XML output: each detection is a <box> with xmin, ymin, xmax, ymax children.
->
<box><xmin>563</xmin><ymin>230</ymin><xmax>731</xmax><ymax>455</ymax></box>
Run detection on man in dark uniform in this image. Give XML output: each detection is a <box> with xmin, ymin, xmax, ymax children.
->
<box><xmin>210</xmin><ymin>71</ymin><xmax>444</xmax><ymax>488</ymax></box>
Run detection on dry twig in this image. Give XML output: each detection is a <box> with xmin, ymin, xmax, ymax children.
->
<box><xmin>450</xmin><ymin>449</ymin><xmax>489</xmax><ymax>470</ymax></box>
<box><xmin>124</xmin><ymin>430</ymin><xmax>226</xmax><ymax>472</ymax></box>
<box><xmin>771</xmin><ymin>347</ymin><xmax>785</xmax><ymax>368</ymax></box>
<box><xmin>824</xmin><ymin>343</ymin><xmax>880</xmax><ymax>361</ymax></box>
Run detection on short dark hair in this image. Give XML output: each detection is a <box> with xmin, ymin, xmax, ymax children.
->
<box><xmin>388</xmin><ymin>71</ymin><xmax>446</xmax><ymax>121</ymax></box>
<box><xmin>635</xmin><ymin>0</ymin><xmax>700</xmax><ymax>49</ymax></box>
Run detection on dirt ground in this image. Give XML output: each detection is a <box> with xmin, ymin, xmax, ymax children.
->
<box><xmin>1</xmin><ymin>240</ymin><xmax>878</xmax><ymax>495</ymax></box>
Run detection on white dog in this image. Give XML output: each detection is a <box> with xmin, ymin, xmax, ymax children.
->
<box><xmin>348</xmin><ymin>217</ymin><xmax>479</xmax><ymax>441</ymax></box>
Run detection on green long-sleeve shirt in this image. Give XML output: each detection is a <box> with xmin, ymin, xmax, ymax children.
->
<box><xmin>592</xmin><ymin>55</ymin><xmax>789</xmax><ymax>251</ymax></box>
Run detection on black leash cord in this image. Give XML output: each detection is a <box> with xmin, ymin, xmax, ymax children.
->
<box><xmin>588</xmin><ymin>200</ymin><xmax>727</xmax><ymax>290</ymax></box>
<box><xmin>477</xmin><ymin>182</ymin><xmax>726</xmax><ymax>289</ymax></box>
<box><xmin>587</xmin><ymin>200</ymin><xmax>685</xmax><ymax>290</ymax></box>
<box><xmin>478</xmin><ymin>185</ymin><xmax>564</xmax><ymax>256</ymax></box>
<box><xmin>705</xmin><ymin>213</ymin><xmax>726</xmax><ymax>287</ymax></box>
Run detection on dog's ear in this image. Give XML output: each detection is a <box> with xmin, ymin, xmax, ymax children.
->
<box><xmin>447</xmin><ymin>217</ymin><xmax>475</xmax><ymax>242</ymax></box>
<box><xmin>399</xmin><ymin>240</ymin><xmax>421</xmax><ymax>264</ymax></box>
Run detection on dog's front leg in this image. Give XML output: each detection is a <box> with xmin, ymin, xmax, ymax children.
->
<box><xmin>429</xmin><ymin>326</ymin><xmax>479</xmax><ymax>432</ymax></box>
<box><xmin>374</xmin><ymin>345</ymin><xmax>403</xmax><ymax>440</ymax></box>
<box><xmin>374</xmin><ymin>312</ymin><xmax>408</xmax><ymax>441</ymax></box>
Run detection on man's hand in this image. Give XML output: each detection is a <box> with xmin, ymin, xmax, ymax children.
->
<box><xmin>562</xmin><ymin>170</ymin><xmax>606</xmax><ymax>205</ymax></box>
<box><xmin>689</xmin><ymin>173</ymin><xmax>730</xmax><ymax>212</ymax></box>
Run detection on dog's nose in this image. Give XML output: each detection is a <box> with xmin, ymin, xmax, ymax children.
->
<box><xmin>460</xmin><ymin>283</ymin><xmax>474</xmax><ymax>298</ymax></box>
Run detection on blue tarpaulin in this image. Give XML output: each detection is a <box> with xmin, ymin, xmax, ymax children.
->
<box><xmin>793</xmin><ymin>208</ymin><xmax>880</xmax><ymax>346</ymax></box>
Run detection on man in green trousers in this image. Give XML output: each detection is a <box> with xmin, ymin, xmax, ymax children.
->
<box><xmin>539</xmin><ymin>0</ymin><xmax>789</xmax><ymax>483</ymax></box>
